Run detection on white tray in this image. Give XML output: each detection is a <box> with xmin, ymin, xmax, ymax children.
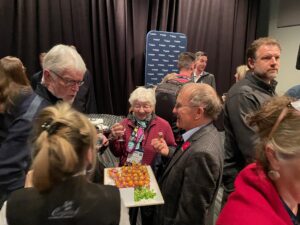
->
<box><xmin>104</xmin><ymin>166</ymin><xmax>164</xmax><ymax>207</ymax></box>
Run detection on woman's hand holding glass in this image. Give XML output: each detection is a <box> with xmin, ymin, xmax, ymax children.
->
<box><xmin>110</xmin><ymin>123</ymin><xmax>126</xmax><ymax>142</ymax></box>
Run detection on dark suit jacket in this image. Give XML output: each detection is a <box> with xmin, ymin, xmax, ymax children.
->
<box><xmin>153</xmin><ymin>123</ymin><xmax>223</xmax><ymax>225</ymax></box>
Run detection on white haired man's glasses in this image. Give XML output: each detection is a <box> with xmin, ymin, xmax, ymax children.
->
<box><xmin>49</xmin><ymin>69</ymin><xmax>84</xmax><ymax>87</ymax></box>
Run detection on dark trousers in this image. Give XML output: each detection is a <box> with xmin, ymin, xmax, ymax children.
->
<box><xmin>0</xmin><ymin>190</ymin><xmax>10</xmax><ymax>210</ymax></box>
<box><xmin>129</xmin><ymin>206</ymin><xmax>154</xmax><ymax>225</ymax></box>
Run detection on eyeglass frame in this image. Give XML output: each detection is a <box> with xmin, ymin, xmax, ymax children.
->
<box><xmin>49</xmin><ymin>69</ymin><xmax>84</xmax><ymax>87</ymax></box>
<box><xmin>133</xmin><ymin>104</ymin><xmax>152</xmax><ymax>110</ymax></box>
<box><xmin>268</xmin><ymin>100</ymin><xmax>300</xmax><ymax>139</ymax></box>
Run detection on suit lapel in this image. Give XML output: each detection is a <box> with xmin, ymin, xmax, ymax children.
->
<box><xmin>159</xmin><ymin>123</ymin><xmax>214</xmax><ymax>182</ymax></box>
<box><xmin>160</xmin><ymin>146</ymin><xmax>187</xmax><ymax>180</ymax></box>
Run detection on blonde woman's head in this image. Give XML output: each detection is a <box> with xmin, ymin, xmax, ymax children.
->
<box><xmin>30</xmin><ymin>102</ymin><xmax>97</xmax><ymax>192</ymax></box>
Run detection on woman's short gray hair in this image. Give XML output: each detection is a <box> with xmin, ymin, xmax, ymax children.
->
<box><xmin>128</xmin><ymin>86</ymin><xmax>156</xmax><ymax>107</ymax></box>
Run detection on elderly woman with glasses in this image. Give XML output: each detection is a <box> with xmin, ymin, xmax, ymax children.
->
<box><xmin>109</xmin><ymin>86</ymin><xmax>176</xmax><ymax>167</ymax></box>
<box><xmin>109</xmin><ymin>86</ymin><xmax>176</xmax><ymax>225</ymax></box>
<box><xmin>217</xmin><ymin>96</ymin><xmax>300</xmax><ymax>225</ymax></box>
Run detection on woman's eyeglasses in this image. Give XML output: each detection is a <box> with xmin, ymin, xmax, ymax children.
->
<box><xmin>268</xmin><ymin>100</ymin><xmax>300</xmax><ymax>139</ymax></box>
<box><xmin>49</xmin><ymin>70</ymin><xmax>84</xmax><ymax>87</ymax></box>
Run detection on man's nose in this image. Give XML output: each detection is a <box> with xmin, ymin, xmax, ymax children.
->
<box><xmin>71</xmin><ymin>84</ymin><xmax>80</xmax><ymax>92</ymax></box>
<box><xmin>172</xmin><ymin>107</ymin><xmax>177</xmax><ymax>114</ymax></box>
<box><xmin>271</xmin><ymin>56</ymin><xmax>279</xmax><ymax>64</ymax></box>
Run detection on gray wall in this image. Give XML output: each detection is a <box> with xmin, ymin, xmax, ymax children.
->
<box><xmin>269</xmin><ymin>0</ymin><xmax>300</xmax><ymax>95</ymax></box>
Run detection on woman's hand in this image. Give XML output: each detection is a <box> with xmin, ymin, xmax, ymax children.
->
<box><xmin>110</xmin><ymin>123</ymin><xmax>126</xmax><ymax>140</ymax></box>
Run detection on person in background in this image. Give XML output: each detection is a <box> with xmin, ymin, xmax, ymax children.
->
<box><xmin>222</xmin><ymin>65</ymin><xmax>249</xmax><ymax>102</ymax></box>
<box><xmin>193</xmin><ymin>51</ymin><xmax>216</xmax><ymax>89</ymax></box>
<box><xmin>159</xmin><ymin>72</ymin><xmax>178</xmax><ymax>84</ymax></box>
<box><xmin>0</xmin><ymin>56</ymin><xmax>48</xmax><ymax>208</ymax></box>
<box><xmin>285</xmin><ymin>84</ymin><xmax>300</xmax><ymax>99</ymax></box>
<box><xmin>0</xmin><ymin>103</ymin><xmax>130</xmax><ymax>225</ymax></box>
<box><xmin>159</xmin><ymin>52</ymin><xmax>195</xmax><ymax>84</ymax></box>
<box><xmin>155</xmin><ymin>52</ymin><xmax>195</xmax><ymax>143</ymax></box>
<box><xmin>217</xmin><ymin>96</ymin><xmax>300</xmax><ymax>225</ymax></box>
<box><xmin>30</xmin><ymin>52</ymin><xmax>46</xmax><ymax>90</ymax></box>
<box><xmin>234</xmin><ymin>64</ymin><xmax>249</xmax><ymax>82</ymax></box>
<box><xmin>31</xmin><ymin>46</ymin><xmax>97</xmax><ymax>113</ymax></box>
<box><xmin>222</xmin><ymin>37</ymin><xmax>281</xmax><ymax>206</ymax></box>
<box><xmin>71</xmin><ymin>69</ymin><xmax>97</xmax><ymax>113</ymax></box>
<box><xmin>109</xmin><ymin>86</ymin><xmax>176</xmax><ymax>225</ymax></box>
<box><xmin>151</xmin><ymin>83</ymin><xmax>223</xmax><ymax>225</ymax></box>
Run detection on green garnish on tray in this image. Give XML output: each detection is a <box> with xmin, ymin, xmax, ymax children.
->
<box><xmin>134</xmin><ymin>187</ymin><xmax>156</xmax><ymax>202</ymax></box>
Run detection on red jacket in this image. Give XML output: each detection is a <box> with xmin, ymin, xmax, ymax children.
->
<box><xmin>217</xmin><ymin>163</ymin><xmax>293</xmax><ymax>225</ymax></box>
<box><xmin>109</xmin><ymin>115</ymin><xmax>176</xmax><ymax>166</ymax></box>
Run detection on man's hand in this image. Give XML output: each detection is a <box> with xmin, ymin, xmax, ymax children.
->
<box><xmin>151</xmin><ymin>132</ymin><xmax>169</xmax><ymax>156</ymax></box>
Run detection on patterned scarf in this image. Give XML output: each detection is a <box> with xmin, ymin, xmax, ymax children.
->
<box><xmin>126</xmin><ymin>113</ymin><xmax>153</xmax><ymax>153</ymax></box>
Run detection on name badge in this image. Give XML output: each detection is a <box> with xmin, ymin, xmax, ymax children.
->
<box><xmin>126</xmin><ymin>150</ymin><xmax>143</xmax><ymax>164</ymax></box>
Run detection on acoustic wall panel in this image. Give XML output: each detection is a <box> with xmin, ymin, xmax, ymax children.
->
<box><xmin>144</xmin><ymin>30</ymin><xmax>187</xmax><ymax>86</ymax></box>
<box><xmin>277</xmin><ymin>0</ymin><xmax>300</xmax><ymax>27</ymax></box>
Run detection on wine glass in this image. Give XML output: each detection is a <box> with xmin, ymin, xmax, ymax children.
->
<box><xmin>110</xmin><ymin>123</ymin><xmax>125</xmax><ymax>142</ymax></box>
<box><xmin>96</xmin><ymin>124</ymin><xmax>104</xmax><ymax>149</ymax></box>
<box><xmin>117</xmin><ymin>127</ymin><xmax>126</xmax><ymax>142</ymax></box>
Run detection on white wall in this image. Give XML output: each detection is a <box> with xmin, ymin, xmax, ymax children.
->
<box><xmin>268</xmin><ymin>0</ymin><xmax>300</xmax><ymax>95</ymax></box>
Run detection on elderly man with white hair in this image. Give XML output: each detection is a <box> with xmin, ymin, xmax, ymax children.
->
<box><xmin>35</xmin><ymin>44</ymin><xmax>86</xmax><ymax>106</ymax></box>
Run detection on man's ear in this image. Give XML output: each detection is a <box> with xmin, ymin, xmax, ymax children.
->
<box><xmin>194</xmin><ymin>106</ymin><xmax>204</xmax><ymax>120</ymax></box>
<box><xmin>248</xmin><ymin>58</ymin><xmax>255</xmax><ymax>70</ymax></box>
<box><xmin>43</xmin><ymin>70</ymin><xmax>51</xmax><ymax>84</ymax></box>
<box><xmin>265</xmin><ymin>144</ymin><xmax>280</xmax><ymax>170</ymax></box>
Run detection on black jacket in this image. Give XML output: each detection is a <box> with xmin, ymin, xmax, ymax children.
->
<box><xmin>222</xmin><ymin>72</ymin><xmax>277</xmax><ymax>189</ymax></box>
<box><xmin>32</xmin><ymin>70</ymin><xmax>97</xmax><ymax>113</ymax></box>
<box><xmin>6</xmin><ymin>176</ymin><xmax>121</xmax><ymax>225</ymax></box>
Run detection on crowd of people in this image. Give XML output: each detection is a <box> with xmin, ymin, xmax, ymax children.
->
<box><xmin>1</xmin><ymin>36</ymin><xmax>300</xmax><ymax>225</ymax></box>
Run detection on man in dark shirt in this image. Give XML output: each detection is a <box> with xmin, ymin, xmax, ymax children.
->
<box><xmin>34</xmin><ymin>45</ymin><xmax>88</xmax><ymax>108</ymax></box>
<box><xmin>31</xmin><ymin>51</ymin><xmax>97</xmax><ymax>114</ymax></box>
<box><xmin>222</xmin><ymin>37</ymin><xmax>281</xmax><ymax>205</ymax></box>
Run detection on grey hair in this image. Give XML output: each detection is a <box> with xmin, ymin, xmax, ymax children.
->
<box><xmin>128</xmin><ymin>86</ymin><xmax>156</xmax><ymax>108</ymax></box>
<box><xmin>43</xmin><ymin>44</ymin><xmax>86</xmax><ymax>75</ymax></box>
<box><xmin>182</xmin><ymin>83</ymin><xmax>222</xmax><ymax>120</ymax></box>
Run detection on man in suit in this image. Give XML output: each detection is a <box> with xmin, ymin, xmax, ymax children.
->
<box><xmin>193</xmin><ymin>51</ymin><xmax>216</xmax><ymax>89</ymax></box>
<box><xmin>151</xmin><ymin>83</ymin><xmax>224</xmax><ymax>225</ymax></box>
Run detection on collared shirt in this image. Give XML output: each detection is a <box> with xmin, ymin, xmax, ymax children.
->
<box><xmin>193</xmin><ymin>71</ymin><xmax>204</xmax><ymax>83</ymax></box>
<box><xmin>182</xmin><ymin>124</ymin><xmax>207</xmax><ymax>142</ymax></box>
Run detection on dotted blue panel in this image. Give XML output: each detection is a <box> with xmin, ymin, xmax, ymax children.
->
<box><xmin>144</xmin><ymin>30</ymin><xmax>187</xmax><ymax>86</ymax></box>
